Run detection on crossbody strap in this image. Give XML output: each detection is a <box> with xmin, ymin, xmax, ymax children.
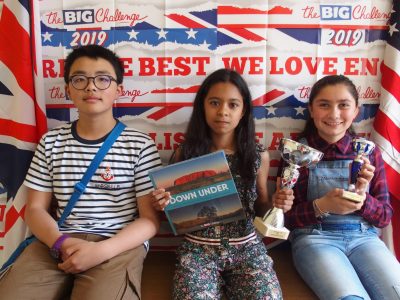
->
<box><xmin>1</xmin><ymin>121</ymin><xmax>126</xmax><ymax>272</ymax></box>
<box><xmin>58</xmin><ymin>121</ymin><xmax>126</xmax><ymax>226</ymax></box>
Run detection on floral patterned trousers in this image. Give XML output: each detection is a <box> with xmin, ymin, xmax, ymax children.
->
<box><xmin>173</xmin><ymin>238</ymin><xmax>282</xmax><ymax>300</ymax></box>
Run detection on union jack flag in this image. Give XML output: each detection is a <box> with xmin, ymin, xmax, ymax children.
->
<box><xmin>0</xmin><ymin>0</ymin><xmax>47</xmax><ymax>265</ymax></box>
<box><xmin>40</xmin><ymin>4</ymin><xmax>387</xmax><ymax>50</ymax></box>
<box><xmin>40</xmin><ymin>2</ymin><xmax>384</xmax><ymax>125</ymax></box>
<box><xmin>371</xmin><ymin>0</ymin><xmax>400</xmax><ymax>260</ymax></box>
<box><xmin>41</xmin><ymin>5</ymin><xmax>277</xmax><ymax>50</ymax></box>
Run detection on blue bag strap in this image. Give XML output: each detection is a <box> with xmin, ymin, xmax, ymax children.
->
<box><xmin>57</xmin><ymin>121</ymin><xmax>126</xmax><ymax>226</ymax></box>
<box><xmin>0</xmin><ymin>236</ymin><xmax>36</xmax><ymax>272</ymax></box>
<box><xmin>1</xmin><ymin>121</ymin><xmax>126</xmax><ymax>272</ymax></box>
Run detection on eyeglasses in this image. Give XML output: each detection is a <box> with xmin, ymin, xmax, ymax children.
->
<box><xmin>69</xmin><ymin>75</ymin><xmax>117</xmax><ymax>90</ymax></box>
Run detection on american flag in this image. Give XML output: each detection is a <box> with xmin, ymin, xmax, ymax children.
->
<box><xmin>0</xmin><ymin>0</ymin><xmax>47</xmax><ymax>265</ymax></box>
<box><xmin>40</xmin><ymin>5</ymin><xmax>293</xmax><ymax>50</ymax></box>
<box><xmin>371</xmin><ymin>0</ymin><xmax>400</xmax><ymax>260</ymax></box>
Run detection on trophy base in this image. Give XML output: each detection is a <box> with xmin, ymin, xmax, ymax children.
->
<box><xmin>253</xmin><ymin>217</ymin><xmax>290</xmax><ymax>240</ymax></box>
<box><xmin>342</xmin><ymin>190</ymin><xmax>364</xmax><ymax>203</ymax></box>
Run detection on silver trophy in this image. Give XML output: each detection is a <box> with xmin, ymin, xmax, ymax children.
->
<box><xmin>254</xmin><ymin>138</ymin><xmax>324</xmax><ymax>239</ymax></box>
<box><xmin>342</xmin><ymin>138</ymin><xmax>375</xmax><ymax>202</ymax></box>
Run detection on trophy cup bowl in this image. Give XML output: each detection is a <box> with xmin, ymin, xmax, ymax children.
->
<box><xmin>254</xmin><ymin>138</ymin><xmax>324</xmax><ymax>239</ymax></box>
<box><xmin>279</xmin><ymin>138</ymin><xmax>324</xmax><ymax>169</ymax></box>
<box><xmin>342</xmin><ymin>138</ymin><xmax>375</xmax><ymax>202</ymax></box>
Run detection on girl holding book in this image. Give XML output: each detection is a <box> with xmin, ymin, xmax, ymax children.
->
<box><xmin>152</xmin><ymin>68</ymin><xmax>293</xmax><ymax>299</ymax></box>
<box><xmin>283</xmin><ymin>75</ymin><xmax>400</xmax><ymax>299</ymax></box>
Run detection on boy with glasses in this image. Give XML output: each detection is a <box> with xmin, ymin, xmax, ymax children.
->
<box><xmin>0</xmin><ymin>45</ymin><xmax>162</xmax><ymax>300</ymax></box>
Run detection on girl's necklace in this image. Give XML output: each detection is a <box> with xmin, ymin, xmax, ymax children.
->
<box><xmin>211</xmin><ymin>146</ymin><xmax>235</xmax><ymax>155</ymax></box>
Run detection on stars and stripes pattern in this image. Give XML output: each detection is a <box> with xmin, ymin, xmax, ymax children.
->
<box><xmin>1</xmin><ymin>1</ymin><xmax>396</xmax><ymax>255</ymax></box>
<box><xmin>371</xmin><ymin>0</ymin><xmax>400</xmax><ymax>260</ymax></box>
<box><xmin>40</xmin><ymin>4</ymin><xmax>387</xmax><ymax>51</ymax></box>
<box><xmin>41</xmin><ymin>5</ymin><xmax>289</xmax><ymax>50</ymax></box>
<box><xmin>39</xmin><ymin>2</ymin><xmax>385</xmax><ymax>124</ymax></box>
<box><xmin>0</xmin><ymin>0</ymin><xmax>47</xmax><ymax>265</ymax></box>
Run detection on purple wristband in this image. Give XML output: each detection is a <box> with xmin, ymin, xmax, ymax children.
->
<box><xmin>50</xmin><ymin>234</ymin><xmax>69</xmax><ymax>260</ymax></box>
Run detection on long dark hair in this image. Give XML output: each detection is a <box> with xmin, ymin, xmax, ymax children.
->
<box><xmin>300</xmin><ymin>75</ymin><xmax>359</xmax><ymax>138</ymax></box>
<box><xmin>178</xmin><ymin>68</ymin><xmax>257</xmax><ymax>185</ymax></box>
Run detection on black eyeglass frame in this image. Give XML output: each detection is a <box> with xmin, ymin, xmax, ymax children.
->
<box><xmin>69</xmin><ymin>75</ymin><xmax>118</xmax><ymax>90</ymax></box>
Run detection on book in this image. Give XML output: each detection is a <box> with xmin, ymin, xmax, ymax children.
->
<box><xmin>148</xmin><ymin>150</ymin><xmax>246</xmax><ymax>235</ymax></box>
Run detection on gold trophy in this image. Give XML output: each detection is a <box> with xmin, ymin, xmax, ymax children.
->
<box><xmin>254</xmin><ymin>138</ymin><xmax>323</xmax><ymax>239</ymax></box>
<box><xmin>342</xmin><ymin>138</ymin><xmax>375</xmax><ymax>202</ymax></box>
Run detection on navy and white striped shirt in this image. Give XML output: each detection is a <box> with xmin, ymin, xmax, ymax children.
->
<box><xmin>24</xmin><ymin>121</ymin><xmax>162</xmax><ymax>237</ymax></box>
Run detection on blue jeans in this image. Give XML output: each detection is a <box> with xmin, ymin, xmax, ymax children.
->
<box><xmin>290</xmin><ymin>159</ymin><xmax>400</xmax><ymax>300</ymax></box>
<box><xmin>291</xmin><ymin>226</ymin><xmax>400</xmax><ymax>300</ymax></box>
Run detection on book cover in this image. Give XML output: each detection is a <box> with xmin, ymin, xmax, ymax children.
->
<box><xmin>148</xmin><ymin>151</ymin><xmax>246</xmax><ymax>235</ymax></box>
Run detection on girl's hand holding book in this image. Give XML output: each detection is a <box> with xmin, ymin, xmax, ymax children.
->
<box><xmin>151</xmin><ymin>188</ymin><xmax>171</xmax><ymax>211</ymax></box>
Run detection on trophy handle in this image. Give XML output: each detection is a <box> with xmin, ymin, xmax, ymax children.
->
<box><xmin>253</xmin><ymin>139</ymin><xmax>323</xmax><ymax>240</ymax></box>
<box><xmin>260</xmin><ymin>164</ymin><xmax>299</xmax><ymax>226</ymax></box>
<box><xmin>344</xmin><ymin>138</ymin><xmax>375</xmax><ymax>201</ymax></box>
<box><xmin>349</xmin><ymin>157</ymin><xmax>363</xmax><ymax>191</ymax></box>
<box><xmin>262</xmin><ymin>207</ymin><xmax>284</xmax><ymax>227</ymax></box>
<box><xmin>280</xmin><ymin>164</ymin><xmax>300</xmax><ymax>189</ymax></box>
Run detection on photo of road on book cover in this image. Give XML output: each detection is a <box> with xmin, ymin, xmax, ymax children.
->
<box><xmin>148</xmin><ymin>151</ymin><xmax>246</xmax><ymax>235</ymax></box>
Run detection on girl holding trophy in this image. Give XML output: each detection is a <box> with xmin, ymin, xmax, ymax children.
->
<box><xmin>283</xmin><ymin>75</ymin><xmax>400</xmax><ymax>299</ymax></box>
<box><xmin>152</xmin><ymin>69</ymin><xmax>293</xmax><ymax>299</ymax></box>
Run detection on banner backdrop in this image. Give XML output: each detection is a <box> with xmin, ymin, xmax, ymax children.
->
<box><xmin>371</xmin><ymin>0</ymin><xmax>400</xmax><ymax>259</ymax></box>
<box><xmin>0</xmin><ymin>0</ymin><xmax>47</xmax><ymax>264</ymax></box>
<box><xmin>38</xmin><ymin>0</ymin><xmax>392</xmax><ymax>250</ymax></box>
<box><xmin>1</xmin><ymin>0</ymin><xmax>398</xmax><ymax>255</ymax></box>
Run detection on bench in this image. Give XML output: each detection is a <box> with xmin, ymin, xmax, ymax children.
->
<box><xmin>141</xmin><ymin>242</ymin><xmax>317</xmax><ymax>299</ymax></box>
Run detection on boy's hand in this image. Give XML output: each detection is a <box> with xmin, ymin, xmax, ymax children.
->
<box><xmin>58</xmin><ymin>240</ymin><xmax>109</xmax><ymax>274</ymax></box>
<box><xmin>59</xmin><ymin>237</ymin><xmax>85</xmax><ymax>262</ymax></box>
<box><xmin>151</xmin><ymin>188</ymin><xmax>171</xmax><ymax>211</ymax></box>
<box><xmin>272</xmin><ymin>188</ymin><xmax>294</xmax><ymax>213</ymax></box>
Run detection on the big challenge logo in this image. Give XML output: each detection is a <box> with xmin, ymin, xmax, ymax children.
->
<box><xmin>63</xmin><ymin>9</ymin><xmax>95</xmax><ymax>25</ymax></box>
<box><xmin>319</xmin><ymin>4</ymin><xmax>390</xmax><ymax>21</ymax></box>
<box><xmin>320</xmin><ymin>5</ymin><xmax>352</xmax><ymax>20</ymax></box>
<box><xmin>62</xmin><ymin>8</ymin><xmax>146</xmax><ymax>26</ymax></box>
